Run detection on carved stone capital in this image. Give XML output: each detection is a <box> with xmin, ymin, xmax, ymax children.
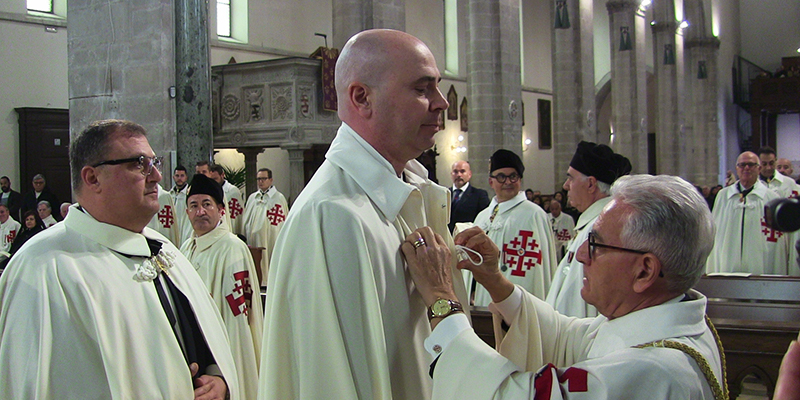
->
<box><xmin>606</xmin><ymin>0</ymin><xmax>638</xmax><ymax>14</ymax></box>
<box><xmin>684</xmin><ymin>37</ymin><xmax>721</xmax><ymax>50</ymax></box>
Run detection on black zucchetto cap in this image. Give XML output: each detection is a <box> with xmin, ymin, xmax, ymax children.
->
<box><xmin>490</xmin><ymin>149</ymin><xmax>525</xmax><ymax>176</ymax></box>
<box><xmin>569</xmin><ymin>141</ymin><xmax>632</xmax><ymax>184</ymax></box>
<box><xmin>188</xmin><ymin>174</ymin><xmax>224</xmax><ymax>206</ymax></box>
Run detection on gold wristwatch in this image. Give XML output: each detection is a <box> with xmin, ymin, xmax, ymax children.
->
<box><xmin>428</xmin><ymin>298</ymin><xmax>463</xmax><ymax>320</ymax></box>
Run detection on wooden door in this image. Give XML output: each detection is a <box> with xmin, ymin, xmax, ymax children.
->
<box><xmin>15</xmin><ymin>108</ymin><xmax>71</xmax><ymax>204</ymax></box>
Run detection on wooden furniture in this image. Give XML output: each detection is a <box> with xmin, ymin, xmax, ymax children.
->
<box><xmin>694</xmin><ymin>275</ymin><xmax>800</xmax><ymax>399</ymax></box>
<box><xmin>470</xmin><ymin>307</ymin><xmax>496</xmax><ymax>348</ymax></box>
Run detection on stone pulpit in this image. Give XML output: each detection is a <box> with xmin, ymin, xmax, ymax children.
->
<box><xmin>211</xmin><ymin>57</ymin><xmax>340</xmax><ymax>203</ymax></box>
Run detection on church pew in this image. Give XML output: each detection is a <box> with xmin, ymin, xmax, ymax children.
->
<box><xmin>694</xmin><ymin>275</ymin><xmax>800</xmax><ymax>399</ymax></box>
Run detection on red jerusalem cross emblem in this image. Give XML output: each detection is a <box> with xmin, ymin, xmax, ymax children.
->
<box><xmin>5</xmin><ymin>230</ymin><xmax>16</xmax><ymax>244</ymax></box>
<box><xmin>157</xmin><ymin>205</ymin><xmax>174</xmax><ymax>228</ymax></box>
<box><xmin>556</xmin><ymin>229</ymin><xmax>572</xmax><ymax>242</ymax></box>
<box><xmin>502</xmin><ymin>230</ymin><xmax>542</xmax><ymax>277</ymax></box>
<box><xmin>225</xmin><ymin>270</ymin><xmax>253</xmax><ymax>317</ymax></box>
<box><xmin>267</xmin><ymin>204</ymin><xmax>286</xmax><ymax>226</ymax></box>
<box><xmin>228</xmin><ymin>198</ymin><xmax>243</xmax><ymax>219</ymax></box>
<box><xmin>761</xmin><ymin>217</ymin><xmax>784</xmax><ymax>243</ymax></box>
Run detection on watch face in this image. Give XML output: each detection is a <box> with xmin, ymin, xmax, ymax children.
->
<box><xmin>432</xmin><ymin>299</ymin><xmax>452</xmax><ymax>316</ymax></box>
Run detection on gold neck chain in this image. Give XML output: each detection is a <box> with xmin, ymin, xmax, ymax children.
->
<box><xmin>634</xmin><ymin>315</ymin><xmax>728</xmax><ymax>400</ymax></box>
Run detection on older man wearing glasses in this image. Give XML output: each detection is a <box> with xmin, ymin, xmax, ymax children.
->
<box><xmin>402</xmin><ymin>174</ymin><xmax>725</xmax><ymax>399</ymax></box>
<box><xmin>467</xmin><ymin>149</ymin><xmax>557</xmax><ymax>306</ymax></box>
<box><xmin>0</xmin><ymin>120</ymin><xmax>240</xmax><ymax>399</ymax></box>
<box><xmin>706</xmin><ymin>151</ymin><xmax>788</xmax><ymax>275</ymax></box>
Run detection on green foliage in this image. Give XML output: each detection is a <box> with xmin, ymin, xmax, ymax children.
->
<box><xmin>220</xmin><ymin>165</ymin><xmax>246</xmax><ymax>191</ymax></box>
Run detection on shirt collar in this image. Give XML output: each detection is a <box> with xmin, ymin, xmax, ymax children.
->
<box><xmin>64</xmin><ymin>204</ymin><xmax>157</xmax><ymax>258</ymax></box>
<box><xmin>192</xmin><ymin>221</ymin><xmax>229</xmax><ymax>253</ymax></box>
<box><xmin>575</xmin><ymin>196</ymin><xmax>612</xmax><ymax>231</ymax></box>
<box><xmin>487</xmin><ymin>191</ymin><xmax>526</xmax><ymax>214</ymax></box>
<box><xmin>452</xmin><ymin>182</ymin><xmax>470</xmax><ymax>192</ymax></box>
<box><xmin>725</xmin><ymin>180</ymin><xmax>769</xmax><ymax>199</ymax></box>
<box><xmin>326</xmin><ymin>122</ymin><xmax>420</xmax><ymax>221</ymax></box>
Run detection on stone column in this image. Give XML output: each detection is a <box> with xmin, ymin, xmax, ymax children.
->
<box><xmin>651</xmin><ymin>2</ymin><xmax>681</xmax><ymax>176</ymax></box>
<box><xmin>68</xmin><ymin>0</ymin><xmax>175</xmax><ymax>160</ymax></box>
<box><xmin>237</xmin><ymin>147</ymin><xmax>265</xmax><ymax>197</ymax></box>
<box><xmin>684</xmin><ymin>40</ymin><xmax>720</xmax><ymax>186</ymax></box>
<box><xmin>282</xmin><ymin>144</ymin><xmax>311</xmax><ymax>206</ymax></box>
<box><xmin>607</xmin><ymin>0</ymin><xmax>648</xmax><ymax>172</ymax></box>
<box><xmin>332</xmin><ymin>0</ymin><xmax>406</xmax><ymax>49</ymax></box>
<box><xmin>552</xmin><ymin>0</ymin><xmax>596</xmax><ymax>192</ymax></box>
<box><xmin>175</xmin><ymin>0</ymin><xmax>212</xmax><ymax>170</ymax></box>
<box><xmin>466</xmin><ymin>0</ymin><xmax>523</xmax><ymax>185</ymax></box>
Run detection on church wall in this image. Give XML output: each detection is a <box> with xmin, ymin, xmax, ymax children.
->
<box><xmin>714</xmin><ymin>0</ymin><xmax>741</xmax><ymax>181</ymax></box>
<box><xmin>738</xmin><ymin>0</ymin><xmax>799</xmax><ymax>73</ymax></box>
<box><xmin>0</xmin><ymin>14</ymin><xmax>68</xmax><ymax>193</ymax></box>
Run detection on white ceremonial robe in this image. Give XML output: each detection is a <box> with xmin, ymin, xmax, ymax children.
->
<box><xmin>241</xmin><ymin>186</ymin><xmax>288</xmax><ymax>286</ymax></box>
<box><xmin>0</xmin><ymin>205</ymin><xmax>240</xmax><ymax>400</ymax></box>
<box><xmin>222</xmin><ymin>180</ymin><xmax>245</xmax><ymax>235</ymax></box>
<box><xmin>468</xmin><ymin>192</ymin><xmax>556</xmax><ymax>306</ymax></box>
<box><xmin>41</xmin><ymin>214</ymin><xmax>57</xmax><ymax>228</ymax></box>
<box><xmin>545</xmin><ymin>197</ymin><xmax>611</xmax><ymax>318</ymax></box>
<box><xmin>431</xmin><ymin>289</ymin><xmax>723</xmax><ymax>400</ymax></box>
<box><xmin>170</xmin><ymin>184</ymin><xmax>194</xmax><ymax>246</ymax></box>
<box><xmin>0</xmin><ymin>217</ymin><xmax>21</xmax><ymax>255</ymax></box>
<box><xmin>549</xmin><ymin>212</ymin><xmax>576</xmax><ymax>260</ymax></box>
<box><xmin>706</xmin><ymin>181</ymin><xmax>788</xmax><ymax>274</ymax></box>
<box><xmin>181</xmin><ymin>223</ymin><xmax>263</xmax><ymax>400</ymax></box>
<box><xmin>763</xmin><ymin>170</ymin><xmax>800</xmax><ymax>198</ymax></box>
<box><xmin>258</xmin><ymin>122</ymin><xmax>470</xmax><ymax>400</ymax></box>
<box><xmin>146</xmin><ymin>184</ymin><xmax>180</xmax><ymax>245</ymax></box>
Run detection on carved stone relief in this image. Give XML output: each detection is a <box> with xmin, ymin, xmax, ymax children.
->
<box><xmin>298</xmin><ymin>86</ymin><xmax>314</xmax><ymax>120</ymax></box>
<box><xmin>221</xmin><ymin>94</ymin><xmax>240</xmax><ymax>121</ymax></box>
<box><xmin>244</xmin><ymin>86</ymin><xmax>264</xmax><ymax>122</ymax></box>
<box><xmin>271</xmin><ymin>86</ymin><xmax>294</xmax><ymax>121</ymax></box>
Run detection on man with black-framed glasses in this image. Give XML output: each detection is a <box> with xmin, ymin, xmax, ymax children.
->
<box><xmin>467</xmin><ymin>149</ymin><xmax>557</xmax><ymax>306</ymax></box>
<box><xmin>707</xmin><ymin>151</ymin><xmax>788</xmax><ymax>275</ymax></box>
<box><xmin>404</xmin><ymin>174</ymin><xmax>725</xmax><ymax>399</ymax></box>
<box><xmin>0</xmin><ymin>119</ymin><xmax>240</xmax><ymax>399</ymax></box>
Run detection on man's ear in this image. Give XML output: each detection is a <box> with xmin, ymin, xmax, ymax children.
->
<box><xmin>632</xmin><ymin>253</ymin><xmax>662</xmax><ymax>294</ymax></box>
<box><xmin>349</xmin><ymin>83</ymin><xmax>372</xmax><ymax>117</ymax></box>
<box><xmin>81</xmin><ymin>166</ymin><xmax>102</xmax><ymax>194</ymax></box>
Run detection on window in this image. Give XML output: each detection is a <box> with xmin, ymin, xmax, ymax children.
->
<box><xmin>443</xmin><ymin>0</ymin><xmax>458</xmax><ymax>75</ymax></box>
<box><xmin>217</xmin><ymin>0</ymin><xmax>231</xmax><ymax>38</ymax></box>
<box><xmin>28</xmin><ymin>0</ymin><xmax>53</xmax><ymax>13</ymax></box>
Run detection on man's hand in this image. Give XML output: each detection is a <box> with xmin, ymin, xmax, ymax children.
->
<box><xmin>190</xmin><ymin>363</ymin><xmax>228</xmax><ymax>400</ymax></box>
<box><xmin>775</xmin><ymin>341</ymin><xmax>800</xmax><ymax>400</ymax></box>
<box><xmin>401</xmin><ymin>227</ymin><xmax>455</xmax><ymax>306</ymax></box>
<box><xmin>454</xmin><ymin>227</ymin><xmax>514</xmax><ymax>303</ymax></box>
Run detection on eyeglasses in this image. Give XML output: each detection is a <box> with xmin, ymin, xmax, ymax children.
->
<box><xmin>92</xmin><ymin>155</ymin><xmax>163</xmax><ymax>176</ymax></box>
<box><xmin>736</xmin><ymin>162</ymin><xmax>758</xmax><ymax>169</ymax></box>
<box><xmin>256</xmin><ymin>177</ymin><xmax>271</xmax><ymax>181</ymax></box>
<box><xmin>490</xmin><ymin>173</ymin><xmax>521</xmax><ymax>184</ymax></box>
<box><xmin>587</xmin><ymin>231</ymin><xmax>649</xmax><ymax>260</ymax></box>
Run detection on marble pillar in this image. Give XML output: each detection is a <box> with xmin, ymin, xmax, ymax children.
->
<box><xmin>466</xmin><ymin>0</ymin><xmax>523</xmax><ymax>186</ymax></box>
<box><xmin>282</xmin><ymin>144</ymin><xmax>311</xmax><ymax>206</ymax></box>
<box><xmin>552</xmin><ymin>0</ymin><xmax>596</xmax><ymax>192</ymax></box>
<box><xmin>175</xmin><ymin>0</ymin><xmax>212</xmax><ymax>170</ymax></box>
<box><xmin>237</xmin><ymin>147</ymin><xmax>265</xmax><ymax>197</ymax></box>
<box><xmin>607</xmin><ymin>0</ymin><xmax>648</xmax><ymax>173</ymax></box>
<box><xmin>684</xmin><ymin>38</ymin><xmax>721</xmax><ymax>186</ymax></box>
<box><xmin>651</xmin><ymin>1</ymin><xmax>682</xmax><ymax>176</ymax></box>
<box><xmin>332</xmin><ymin>0</ymin><xmax>405</xmax><ymax>49</ymax></box>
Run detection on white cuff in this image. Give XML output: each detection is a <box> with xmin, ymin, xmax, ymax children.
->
<box><xmin>487</xmin><ymin>285</ymin><xmax>522</xmax><ymax>325</ymax></box>
<box><xmin>424</xmin><ymin>313</ymin><xmax>472</xmax><ymax>357</ymax></box>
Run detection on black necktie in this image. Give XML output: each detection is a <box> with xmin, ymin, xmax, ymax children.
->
<box><xmin>453</xmin><ymin>188</ymin><xmax>463</xmax><ymax>204</ymax></box>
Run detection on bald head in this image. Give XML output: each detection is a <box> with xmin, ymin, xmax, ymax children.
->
<box><xmin>549</xmin><ymin>199</ymin><xmax>562</xmax><ymax>217</ymax></box>
<box><xmin>777</xmin><ymin>158</ymin><xmax>794</xmax><ymax>177</ymax></box>
<box><xmin>736</xmin><ymin>151</ymin><xmax>760</xmax><ymax>188</ymax></box>
<box><xmin>450</xmin><ymin>160</ymin><xmax>472</xmax><ymax>188</ymax></box>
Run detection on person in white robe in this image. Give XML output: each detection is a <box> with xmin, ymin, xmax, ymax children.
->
<box><xmin>210</xmin><ymin>164</ymin><xmax>245</xmax><ymax>236</ymax></box>
<box><xmin>258</xmin><ymin>29</ymin><xmax>469</xmax><ymax>400</ymax></box>
<box><xmin>0</xmin><ymin>119</ymin><xmax>238</xmax><ymax>400</ymax></box>
<box><xmin>759</xmin><ymin>147</ymin><xmax>800</xmax><ymax>198</ymax></box>
<box><xmin>197</xmin><ymin>162</ymin><xmax>237</xmax><ymax>235</ymax></box>
<box><xmin>37</xmin><ymin>200</ymin><xmax>57</xmax><ymax>227</ymax></box>
<box><xmin>0</xmin><ymin>204</ymin><xmax>20</xmax><ymax>261</ymax></box>
<box><xmin>546</xmin><ymin>141</ymin><xmax>631</xmax><ymax>318</ymax></box>
<box><xmin>241</xmin><ymin>167</ymin><xmax>288</xmax><ymax>286</ymax></box>
<box><xmin>548</xmin><ymin>200</ymin><xmax>575</xmax><ymax>260</ymax></box>
<box><xmin>145</xmin><ymin>184</ymin><xmax>180</xmax><ymax>245</ymax></box>
<box><xmin>707</xmin><ymin>151</ymin><xmax>787</xmax><ymax>275</ymax></box>
<box><xmin>181</xmin><ymin>174</ymin><xmax>263</xmax><ymax>400</ymax></box>
<box><xmin>170</xmin><ymin>165</ymin><xmax>194</xmax><ymax>245</ymax></box>
<box><xmin>404</xmin><ymin>174</ymin><xmax>725</xmax><ymax>400</ymax></box>
<box><xmin>468</xmin><ymin>149</ymin><xmax>556</xmax><ymax>306</ymax></box>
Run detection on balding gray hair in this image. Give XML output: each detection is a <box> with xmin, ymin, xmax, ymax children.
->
<box><xmin>611</xmin><ymin>175</ymin><xmax>715</xmax><ymax>293</ymax></box>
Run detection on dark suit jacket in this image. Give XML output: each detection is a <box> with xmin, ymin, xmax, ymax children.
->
<box><xmin>449</xmin><ymin>184</ymin><xmax>490</xmax><ymax>232</ymax></box>
<box><xmin>2</xmin><ymin>190</ymin><xmax>23</xmax><ymax>221</ymax></box>
<box><xmin>22</xmin><ymin>188</ymin><xmax>60</xmax><ymax>221</ymax></box>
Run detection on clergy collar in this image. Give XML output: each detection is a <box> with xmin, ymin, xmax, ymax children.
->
<box><xmin>64</xmin><ymin>204</ymin><xmax>160</xmax><ymax>258</ymax></box>
<box><xmin>326</xmin><ymin>122</ymin><xmax>422</xmax><ymax>221</ymax></box>
<box><xmin>192</xmin><ymin>221</ymin><xmax>229</xmax><ymax>253</ymax></box>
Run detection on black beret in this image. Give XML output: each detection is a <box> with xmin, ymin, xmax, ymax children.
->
<box><xmin>490</xmin><ymin>149</ymin><xmax>525</xmax><ymax>176</ymax></box>
<box><xmin>188</xmin><ymin>174</ymin><xmax>224</xmax><ymax>206</ymax></box>
<box><xmin>569</xmin><ymin>141</ymin><xmax>632</xmax><ymax>185</ymax></box>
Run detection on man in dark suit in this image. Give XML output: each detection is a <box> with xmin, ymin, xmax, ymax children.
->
<box><xmin>21</xmin><ymin>174</ymin><xmax>60</xmax><ymax>221</ymax></box>
<box><xmin>0</xmin><ymin>176</ymin><xmax>23</xmax><ymax>221</ymax></box>
<box><xmin>449</xmin><ymin>160</ymin><xmax>490</xmax><ymax>232</ymax></box>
